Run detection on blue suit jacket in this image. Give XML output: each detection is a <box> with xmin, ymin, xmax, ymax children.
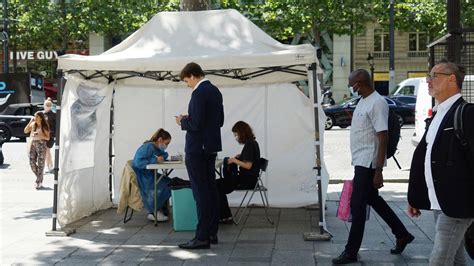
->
<box><xmin>181</xmin><ymin>80</ymin><xmax>224</xmax><ymax>154</ymax></box>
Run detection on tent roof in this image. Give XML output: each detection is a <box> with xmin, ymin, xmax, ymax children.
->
<box><xmin>58</xmin><ymin>9</ymin><xmax>316</xmax><ymax>72</ymax></box>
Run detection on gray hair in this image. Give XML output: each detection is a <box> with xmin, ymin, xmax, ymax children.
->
<box><xmin>437</xmin><ymin>60</ymin><xmax>466</xmax><ymax>89</ymax></box>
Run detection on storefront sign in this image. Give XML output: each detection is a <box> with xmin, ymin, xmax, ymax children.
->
<box><xmin>9</xmin><ymin>51</ymin><xmax>59</xmax><ymax>60</ymax></box>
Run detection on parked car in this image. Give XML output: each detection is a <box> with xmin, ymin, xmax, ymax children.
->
<box><xmin>391</xmin><ymin>77</ymin><xmax>427</xmax><ymax>96</ymax></box>
<box><xmin>0</xmin><ymin>103</ymin><xmax>43</xmax><ymax>142</ymax></box>
<box><xmin>323</xmin><ymin>96</ymin><xmax>415</xmax><ymax>130</ymax></box>
<box><xmin>389</xmin><ymin>95</ymin><xmax>416</xmax><ymax>107</ymax></box>
<box><xmin>411</xmin><ymin>74</ymin><xmax>474</xmax><ymax>146</ymax></box>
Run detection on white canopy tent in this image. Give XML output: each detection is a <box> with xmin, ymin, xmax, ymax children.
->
<box><xmin>56</xmin><ymin>9</ymin><xmax>329</xmax><ymax>235</ymax></box>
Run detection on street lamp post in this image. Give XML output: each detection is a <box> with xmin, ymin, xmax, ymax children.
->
<box><xmin>367</xmin><ymin>52</ymin><xmax>375</xmax><ymax>87</ymax></box>
<box><xmin>2</xmin><ymin>0</ymin><xmax>8</xmax><ymax>73</ymax></box>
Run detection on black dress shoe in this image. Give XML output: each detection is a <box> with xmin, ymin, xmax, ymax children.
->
<box><xmin>391</xmin><ymin>233</ymin><xmax>414</xmax><ymax>254</ymax></box>
<box><xmin>178</xmin><ymin>239</ymin><xmax>210</xmax><ymax>249</ymax></box>
<box><xmin>210</xmin><ymin>235</ymin><xmax>218</xmax><ymax>245</ymax></box>
<box><xmin>332</xmin><ymin>251</ymin><xmax>358</xmax><ymax>264</ymax></box>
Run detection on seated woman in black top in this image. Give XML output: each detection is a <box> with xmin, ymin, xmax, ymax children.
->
<box><xmin>217</xmin><ymin>121</ymin><xmax>260</xmax><ymax>224</ymax></box>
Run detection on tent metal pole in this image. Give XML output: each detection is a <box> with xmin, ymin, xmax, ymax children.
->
<box><xmin>303</xmin><ymin>62</ymin><xmax>331</xmax><ymax>241</ymax></box>
<box><xmin>46</xmin><ymin>70</ymin><xmax>75</xmax><ymax>237</ymax></box>
<box><xmin>108</xmin><ymin>86</ymin><xmax>115</xmax><ymax>202</ymax></box>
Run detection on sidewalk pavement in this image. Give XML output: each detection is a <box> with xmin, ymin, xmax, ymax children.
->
<box><xmin>1</xmin><ymin>142</ymin><xmax>470</xmax><ymax>265</ymax></box>
<box><xmin>3</xmin><ymin>182</ymin><xmax>448</xmax><ymax>265</ymax></box>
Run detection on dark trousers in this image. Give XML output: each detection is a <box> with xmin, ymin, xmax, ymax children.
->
<box><xmin>345</xmin><ymin>166</ymin><xmax>410</xmax><ymax>255</ymax></box>
<box><xmin>217</xmin><ymin>158</ymin><xmax>257</xmax><ymax>219</ymax></box>
<box><xmin>185</xmin><ymin>152</ymin><xmax>219</xmax><ymax>241</ymax></box>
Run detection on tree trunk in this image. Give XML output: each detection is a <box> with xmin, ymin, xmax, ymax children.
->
<box><xmin>60</xmin><ymin>0</ymin><xmax>68</xmax><ymax>53</ymax></box>
<box><xmin>180</xmin><ymin>0</ymin><xmax>211</xmax><ymax>11</ymax></box>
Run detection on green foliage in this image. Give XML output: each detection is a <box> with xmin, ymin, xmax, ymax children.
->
<box><xmin>7</xmin><ymin>0</ymin><xmax>474</xmax><ymax>52</ymax></box>
<box><xmin>223</xmin><ymin>0</ymin><xmax>375</xmax><ymax>44</ymax></box>
<box><xmin>8</xmin><ymin>0</ymin><xmax>180</xmax><ymax>50</ymax></box>
<box><xmin>373</xmin><ymin>0</ymin><xmax>474</xmax><ymax>38</ymax></box>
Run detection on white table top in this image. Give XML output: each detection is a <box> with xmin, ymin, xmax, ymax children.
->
<box><xmin>146</xmin><ymin>159</ymin><xmax>223</xmax><ymax>170</ymax></box>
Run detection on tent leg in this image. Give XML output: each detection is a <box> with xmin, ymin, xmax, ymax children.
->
<box><xmin>303</xmin><ymin>62</ymin><xmax>331</xmax><ymax>241</ymax></box>
<box><xmin>108</xmin><ymin>87</ymin><xmax>115</xmax><ymax>202</ymax></box>
<box><xmin>46</xmin><ymin>70</ymin><xmax>76</xmax><ymax>237</ymax></box>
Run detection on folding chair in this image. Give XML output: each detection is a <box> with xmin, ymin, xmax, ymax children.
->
<box><xmin>233</xmin><ymin>158</ymin><xmax>273</xmax><ymax>225</ymax></box>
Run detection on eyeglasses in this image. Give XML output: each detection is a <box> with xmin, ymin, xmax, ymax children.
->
<box><xmin>426</xmin><ymin>72</ymin><xmax>453</xmax><ymax>80</ymax></box>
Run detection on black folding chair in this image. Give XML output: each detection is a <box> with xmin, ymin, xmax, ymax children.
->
<box><xmin>233</xmin><ymin>158</ymin><xmax>273</xmax><ymax>225</ymax></box>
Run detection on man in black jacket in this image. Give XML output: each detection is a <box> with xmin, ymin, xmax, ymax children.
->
<box><xmin>176</xmin><ymin>62</ymin><xmax>224</xmax><ymax>250</ymax></box>
<box><xmin>408</xmin><ymin>61</ymin><xmax>474</xmax><ymax>265</ymax></box>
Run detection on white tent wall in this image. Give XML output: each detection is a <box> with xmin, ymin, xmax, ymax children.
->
<box><xmin>112</xmin><ymin>81</ymin><xmax>326</xmax><ymax>209</ymax></box>
<box><xmin>58</xmin><ymin>75</ymin><xmax>113</xmax><ymax>226</ymax></box>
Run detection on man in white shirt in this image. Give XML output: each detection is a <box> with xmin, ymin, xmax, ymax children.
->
<box><xmin>333</xmin><ymin>69</ymin><xmax>414</xmax><ymax>264</ymax></box>
<box><xmin>408</xmin><ymin>61</ymin><xmax>474</xmax><ymax>265</ymax></box>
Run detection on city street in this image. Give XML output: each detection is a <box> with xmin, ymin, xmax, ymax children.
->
<box><xmin>324</xmin><ymin>124</ymin><xmax>416</xmax><ymax>182</ymax></box>
<box><xmin>0</xmin><ymin>125</ymin><xmax>449</xmax><ymax>265</ymax></box>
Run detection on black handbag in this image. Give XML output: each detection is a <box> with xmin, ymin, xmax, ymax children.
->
<box><xmin>466</xmin><ymin>222</ymin><xmax>474</xmax><ymax>260</ymax></box>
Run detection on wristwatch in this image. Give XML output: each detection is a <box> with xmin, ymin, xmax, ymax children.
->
<box><xmin>375</xmin><ymin>167</ymin><xmax>383</xmax><ymax>172</ymax></box>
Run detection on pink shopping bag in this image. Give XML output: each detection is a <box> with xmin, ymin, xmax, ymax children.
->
<box><xmin>336</xmin><ymin>179</ymin><xmax>370</xmax><ymax>222</ymax></box>
<box><xmin>337</xmin><ymin>180</ymin><xmax>353</xmax><ymax>221</ymax></box>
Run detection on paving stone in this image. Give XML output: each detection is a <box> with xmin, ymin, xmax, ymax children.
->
<box><xmin>140</xmin><ymin>257</ymin><xmax>184</xmax><ymax>266</ymax></box>
<box><xmin>55</xmin><ymin>258</ymin><xmax>104</xmax><ymax>265</ymax></box>
<box><xmin>124</xmin><ymin>232</ymin><xmax>168</xmax><ymax>245</ymax></box>
<box><xmin>231</xmin><ymin>243</ymin><xmax>273</xmax><ymax>260</ymax></box>
<box><xmin>313</xmin><ymin>243</ymin><xmax>346</xmax><ymax>259</ymax></box>
<box><xmin>274</xmin><ymin>233</ymin><xmax>314</xmax><ymax>251</ymax></box>
<box><xmin>277</xmin><ymin>221</ymin><xmax>311</xmax><ymax>234</ymax></box>
<box><xmin>314</xmin><ymin>258</ymin><xmax>362</xmax><ymax>266</ymax></box>
<box><xmin>238</xmin><ymin>227</ymin><xmax>276</xmax><ymax>241</ymax></box>
<box><xmin>271</xmin><ymin>249</ymin><xmax>315</xmax><ymax>265</ymax></box>
<box><xmin>358</xmin><ymin>250</ymin><xmax>406</xmax><ymax>263</ymax></box>
<box><xmin>227</xmin><ymin>260</ymin><xmax>270</xmax><ymax>266</ymax></box>
<box><xmin>279</xmin><ymin>208</ymin><xmax>311</xmax><ymax>221</ymax></box>
<box><xmin>405</xmin><ymin>259</ymin><xmax>430</xmax><ymax>265</ymax></box>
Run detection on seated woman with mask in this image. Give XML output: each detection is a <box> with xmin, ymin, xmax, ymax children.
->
<box><xmin>217</xmin><ymin>121</ymin><xmax>261</xmax><ymax>224</ymax></box>
<box><xmin>132</xmin><ymin>128</ymin><xmax>172</xmax><ymax>222</ymax></box>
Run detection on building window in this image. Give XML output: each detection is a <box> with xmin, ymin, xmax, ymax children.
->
<box><xmin>374</xmin><ymin>29</ymin><xmax>390</xmax><ymax>52</ymax></box>
<box><xmin>408</xmin><ymin>32</ymin><xmax>428</xmax><ymax>57</ymax></box>
<box><xmin>409</xmin><ymin>32</ymin><xmax>428</xmax><ymax>51</ymax></box>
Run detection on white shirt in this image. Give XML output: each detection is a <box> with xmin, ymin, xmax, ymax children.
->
<box><xmin>350</xmin><ymin>91</ymin><xmax>388</xmax><ymax>168</ymax></box>
<box><xmin>424</xmin><ymin>93</ymin><xmax>461</xmax><ymax>210</ymax></box>
<box><xmin>193</xmin><ymin>78</ymin><xmax>208</xmax><ymax>91</ymax></box>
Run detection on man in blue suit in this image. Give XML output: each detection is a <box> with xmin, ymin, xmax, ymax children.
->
<box><xmin>176</xmin><ymin>62</ymin><xmax>224</xmax><ymax>249</ymax></box>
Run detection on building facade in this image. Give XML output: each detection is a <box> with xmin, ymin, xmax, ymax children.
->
<box><xmin>332</xmin><ymin>22</ymin><xmax>429</xmax><ymax>102</ymax></box>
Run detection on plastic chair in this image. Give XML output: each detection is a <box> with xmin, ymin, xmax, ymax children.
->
<box><xmin>233</xmin><ymin>158</ymin><xmax>273</xmax><ymax>225</ymax></box>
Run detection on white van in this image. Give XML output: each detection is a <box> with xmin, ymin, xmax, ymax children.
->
<box><xmin>411</xmin><ymin>75</ymin><xmax>474</xmax><ymax>146</ymax></box>
<box><xmin>392</xmin><ymin>77</ymin><xmax>426</xmax><ymax>96</ymax></box>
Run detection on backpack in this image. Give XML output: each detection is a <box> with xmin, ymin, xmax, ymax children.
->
<box><xmin>454</xmin><ymin>101</ymin><xmax>473</xmax><ymax>149</ymax></box>
<box><xmin>454</xmin><ymin>101</ymin><xmax>474</xmax><ymax>260</ymax></box>
<box><xmin>387</xmin><ymin>110</ymin><xmax>401</xmax><ymax>160</ymax></box>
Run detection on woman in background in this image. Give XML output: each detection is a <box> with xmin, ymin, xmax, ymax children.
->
<box><xmin>132</xmin><ymin>128</ymin><xmax>172</xmax><ymax>222</ymax></box>
<box><xmin>217</xmin><ymin>121</ymin><xmax>261</xmax><ymax>224</ymax></box>
<box><xmin>24</xmin><ymin>111</ymin><xmax>50</xmax><ymax>189</ymax></box>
